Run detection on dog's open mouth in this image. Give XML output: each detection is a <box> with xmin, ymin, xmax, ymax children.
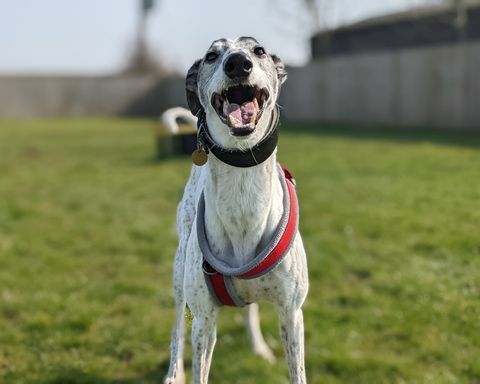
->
<box><xmin>211</xmin><ymin>85</ymin><xmax>269</xmax><ymax>136</ymax></box>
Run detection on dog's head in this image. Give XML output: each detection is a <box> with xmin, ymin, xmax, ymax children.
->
<box><xmin>186</xmin><ymin>37</ymin><xmax>287</xmax><ymax>149</ymax></box>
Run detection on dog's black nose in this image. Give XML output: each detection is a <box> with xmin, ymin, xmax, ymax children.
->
<box><xmin>224</xmin><ymin>52</ymin><xmax>253</xmax><ymax>80</ymax></box>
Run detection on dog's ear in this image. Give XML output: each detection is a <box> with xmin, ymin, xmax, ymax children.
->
<box><xmin>270</xmin><ymin>54</ymin><xmax>287</xmax><ymax>85</ymax></box>
<box><xmin>185</xmin><ymin>59</ymin><xmax>202</xmax><ymax>116</ymax></box>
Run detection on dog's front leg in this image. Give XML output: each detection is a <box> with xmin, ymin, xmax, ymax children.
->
<box><xmin>164</xmin><ymin>247</ymin><xmax>188</xmax><ymax>384</ymax></box>
<box><xmin>191</xmin><ymin>313</ymin><xmax>217</xmax><ymax>384</ymax></box>
<box><xmin>185</xmin><ymin>237</ymin><xmax>219</xmax><ymax>383</ymax></box>
<box><xmin>278</xmin><ymin>307</ymin><xmax>307</xmax><ymax>384</ymax></box>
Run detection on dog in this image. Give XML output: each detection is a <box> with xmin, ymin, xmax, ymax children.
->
<box><xmin>164</xmin><ymin>37</ymin><xmax>309</xmax><ymax>384</ymax></box>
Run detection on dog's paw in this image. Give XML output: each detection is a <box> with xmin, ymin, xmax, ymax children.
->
<box><xmin>163</xmin><ymin>368</ymin><xmax>186</xmax><ymax>384</ymax></box>
<box><xmin>163</xmin><ymin>373</ymin><xmax>186</xmax><ymax>384</ymax></box>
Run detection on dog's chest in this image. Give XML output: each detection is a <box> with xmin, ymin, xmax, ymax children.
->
<box><xmin>215</xmin><ymin>172</ymin><xmax>269</xmax><ymax>229</ymax></box>
<box><xmin>204</xmin><ymin>164</ymin><xmax>281</xmax><ymax>266</ymax></box>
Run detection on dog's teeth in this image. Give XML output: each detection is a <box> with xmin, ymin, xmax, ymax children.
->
<box><xmin>228</xmin><ymin>115</ymin><xmax>238</xmax><ymax>127</ymax></box>
<box><xmin>223</xmin><ymin>99</ymin><xmax>229</xmax><ymax>116</ymax></box>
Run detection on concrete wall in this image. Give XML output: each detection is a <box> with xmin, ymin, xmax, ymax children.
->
<box><xmin>0</xmin><ymin>75</ymin><xmax>186</xmax><ymax>118</ymax></box>
<box><xmin>2</xmin><ymin>41</ymin><xmax>479</xmax><ymax>130</ymax></box>
<box><xmin>281</xmin><ymin>40</ymin><xmax>480</xmax><ymax>129</ymax></box>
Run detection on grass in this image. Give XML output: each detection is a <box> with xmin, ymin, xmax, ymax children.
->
<box><xmin>0</xmin><ymin>118</ymin><xmax>479</xmax><ymax>383</ymax></box>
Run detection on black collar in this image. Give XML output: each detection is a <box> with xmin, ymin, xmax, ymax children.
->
<box><xmin>197</xmin><ymin>107</ymin><xmax>280</xmax><ymax>168</ymax></box>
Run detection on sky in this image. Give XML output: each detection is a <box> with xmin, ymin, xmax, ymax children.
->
<box><xmin>0</xmin><ymin>0</ymin><xmax>443</xmax><ymax>75</ymax></box>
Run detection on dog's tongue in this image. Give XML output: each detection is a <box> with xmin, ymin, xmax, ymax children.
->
<box><xmin>226</xmin><ymin>100</ymin><xmax>258</xmax><ymax>128</ymax></box>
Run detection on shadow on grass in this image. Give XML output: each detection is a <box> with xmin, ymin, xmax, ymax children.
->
<box><xmin>283</xmin><ymin>121</ymin><xmax>480</xmax><ymax>149</ymax></box>
<box><xmin>138</xmin><ymin>121</ymin><xmax>480</xmax><ymax>167</ymax></box>
<box><xmin>44</xmin><ymin>363</ymin><xmax>170</xmax><ymax>384</ymax></box>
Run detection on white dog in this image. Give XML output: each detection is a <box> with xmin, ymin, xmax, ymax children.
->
<box><xmin>164</xmin><ymin>37</ymin><xmax>309</xmax><ymax>384</ymax></box>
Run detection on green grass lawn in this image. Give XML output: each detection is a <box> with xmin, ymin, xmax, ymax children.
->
<box><xmin>1</xmin><ymin>118</ymin><xmax>479</xmax><ymax>383</ymax></box>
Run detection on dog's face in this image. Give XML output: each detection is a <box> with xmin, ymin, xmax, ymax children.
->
<box><xmin>186</xmin><ymin>37</ymin><xmax>287</xmax><ymax>149</ymax></box>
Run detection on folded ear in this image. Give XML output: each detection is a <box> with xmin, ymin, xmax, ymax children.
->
<box><xmin>270</xmin><ymin>54</ymin><xmax>287</xmax><ymax>85</ymax></box>
<box><xmin>185</xmin><ymin>59</ymin><xmax>202</xmax><ymax>116</ymax></box>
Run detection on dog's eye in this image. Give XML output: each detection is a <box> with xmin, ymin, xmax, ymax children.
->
<box><xmin>253</xmin><ymin>46</ymin><xmax>266</xmax><ymax>56</ymax></box>
<box><xmin>205</xmin><ymin>52</ymin><xmax>218</xmax><ymax>63</ymax></box>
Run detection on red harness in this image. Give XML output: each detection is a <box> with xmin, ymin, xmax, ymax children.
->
<box><xmin>202</xmin><ymin>166</ymin><xmax>299</xmax><ymax>307</ymax></box>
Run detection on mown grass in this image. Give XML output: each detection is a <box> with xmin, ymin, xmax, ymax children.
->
<box><xmin>0</xmin><ymin>118</ymin><xmax>479</xmax><ymax>383</ymax></box>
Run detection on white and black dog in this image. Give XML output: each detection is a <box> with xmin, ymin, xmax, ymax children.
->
<box><xmin>164</xmin><ymin>37</ymin><xmax>309</xmax><ymax>384</ymax></box>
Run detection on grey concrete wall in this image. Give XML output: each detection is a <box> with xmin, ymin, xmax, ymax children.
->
<box><xmin>0</xmin><ymin>75</ymin><xmax>186</xmax><ymax>118</ymax></box>
<box><xmin>281</xmin><ymin>40</ymin><xmax>480</xmax><ymax>129</ymax></box>
<box><xmin>2</xmin><ymin>41</ymin><xmax>479</xmax><ymax>130</ymax></box>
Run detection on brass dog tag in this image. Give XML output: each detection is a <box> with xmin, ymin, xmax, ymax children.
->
<box><xmin>192</xmin><ymin>150</ymin><xmax>208</xmax><ymax>166</ymax></box>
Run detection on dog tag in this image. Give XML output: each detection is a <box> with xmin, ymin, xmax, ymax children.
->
<box><xmin>192</xmin><ymin>150</ymin><xmax>208</xmax><ymax>166</ymax></box>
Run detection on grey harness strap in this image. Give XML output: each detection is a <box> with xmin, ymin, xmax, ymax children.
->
<box><xmin>196</xmin><ymin>165</ymin><xmax>295</xmax><ymax>278</ymax></box>
<box><xmin>197</xmin><ymin>164</ymin><xmax>300</xmax><ymax>307</ymax></box>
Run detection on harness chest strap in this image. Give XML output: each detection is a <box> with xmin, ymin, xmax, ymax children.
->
<box><xmin>198</xmin><ymin>165</ymin><xmax>299</xmax><ymax>307</ymax></box>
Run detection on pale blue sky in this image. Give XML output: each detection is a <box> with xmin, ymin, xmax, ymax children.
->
<box><xmin>0</xmin><ymin>0</ymin><xmax>441</xmax><ymax>75</ymax></box>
